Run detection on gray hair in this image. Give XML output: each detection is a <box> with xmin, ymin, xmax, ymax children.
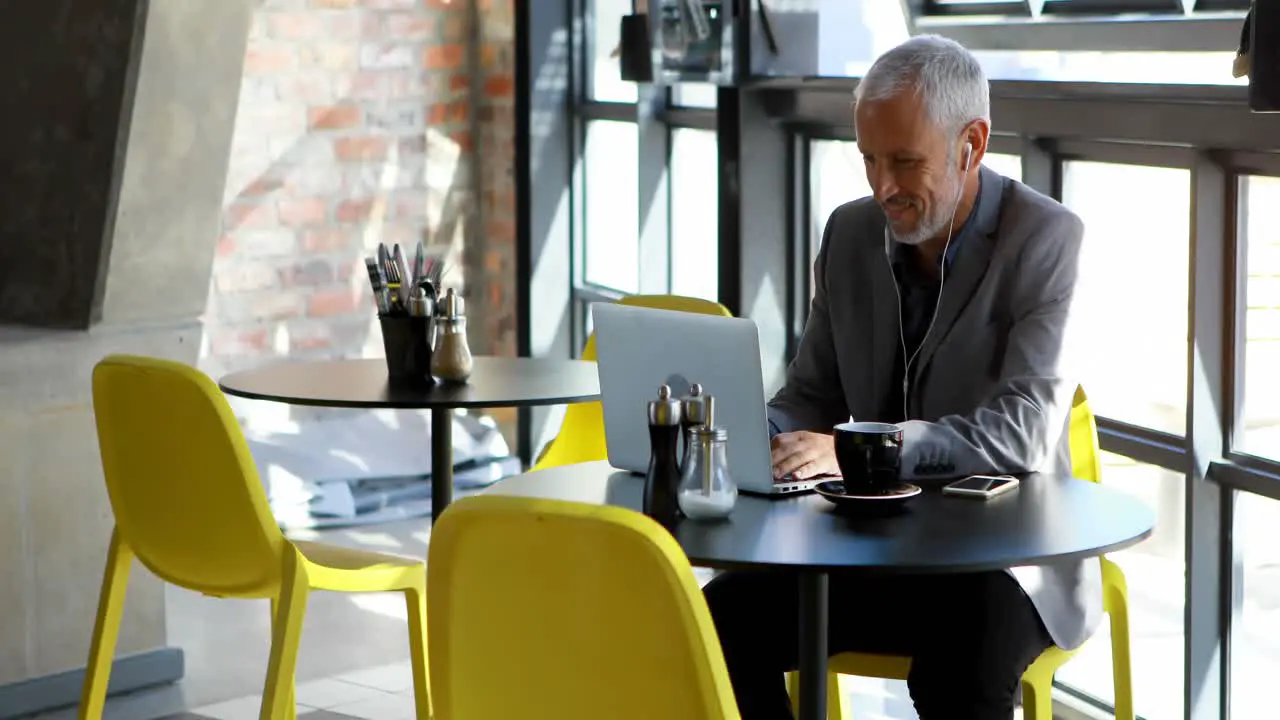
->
<box><xmin>854</xmin><ymin>35</ymin><xmax>990</xmax><ymax>139</ymax></box>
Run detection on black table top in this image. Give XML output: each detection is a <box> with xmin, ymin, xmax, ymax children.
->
<box><xmin>218</xmin><ymin>356</ymin><xmax>600</xmax><ymax>410</ymax></box>
<box><xmin>486</xmin><ymin>461</ymin><xmax>1155</xmax><ymax>573</ymax></box>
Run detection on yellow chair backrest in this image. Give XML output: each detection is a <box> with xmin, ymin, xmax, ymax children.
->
<box><xmin>532</xmin><ymin>294</ymin><xmax>732</xmax><ymax>470</ymax></box>
<box><xmin>1069</xmin><ymin>385</ymin><xmax>1103</xmax><ymax>484</ymax></box>
<box><xmin>427</xmin><ymin>494</ymin><xmax>741</xmax><ymax>720</ymax></box>
<box><xmin>580</xmin><ymin>294</ymin><xmax>734</xmax><ymax>362</ymax></box>
<box><xmin>92</xmin><ymin>354</ymin><xmax>286</xmax><ymax>595</ymax></box>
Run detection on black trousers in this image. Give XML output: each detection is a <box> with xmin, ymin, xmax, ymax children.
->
<box><xmin>703</xmin><ymin>570</ymin><xmax>1053</xmax><ymax>720</ymax></box>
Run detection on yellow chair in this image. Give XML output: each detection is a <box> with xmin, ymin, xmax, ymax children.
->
<box><xmin>79</xmin><ymin>355</ymin><xmax>432</xmax><ymax>720</ymax></box>
<box><xmin>531</xmin><ymin>294</ymin><xmax>733</xmax><ymax>471</ymax></box>
<box><xmin>789</xmin><ymin>385</ymin><xmax>1134</xmax><ymax>720</ymax></box>
<box><xmin>427</xmin><ymin>494</ymin><xmax>741</xmax><ymax>720</ymax></box>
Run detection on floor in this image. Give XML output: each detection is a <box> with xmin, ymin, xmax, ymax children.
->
<box><xmin>155</xmin><ymin>715</ymin><xmax>361</xmax><ymax>720</ymax></box>
<box><xmin>176</xmin><ymin>660</ymin><xmax>424</xmax><ymax>719</ymax></box>
<box><xmin>33</xmin><ymin>516</ymin><xmax>434</xmax><ymax>720</ymax></box>
<box><xmin>33</xmin><ymin>503</ymin><xmax>1031</xmax><ymax>720</ymax></box>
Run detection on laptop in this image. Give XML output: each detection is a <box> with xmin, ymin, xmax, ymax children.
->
<box><xmin>590</xmin><ymin>302</ymin><xmax>820</xmax><ymax>496</ymax></box>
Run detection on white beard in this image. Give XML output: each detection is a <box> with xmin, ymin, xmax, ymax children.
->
<box><xmin>888</xmin><ymin>169</ymin><xmax>965</xmax><ymax>247</ymax></box>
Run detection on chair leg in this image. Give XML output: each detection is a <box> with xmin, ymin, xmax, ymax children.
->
<box><xmin>786</xmin><ymin>671</ymin><xmax>800</xmax><ymax>718</ymax></box>
<box><xmin>786</xmin><ymin>671</ymin><xmax>848</xmax><ymax>720</ymax></box>
<box><xmin>1109</xmin><ymin>604</ymin><xmax>1135</xmax><ymax>720</ymax></box>
<box><xmin>1019</xmin><ymin>673</ymin><xmax>1054</xmax><ymax>720</ymax></box>
<box><xmin>268</xmin><ymin>598</ymin><xmax>298</xmax><ymax>720</ymax></box>
<box><xmin>826</xmin><ymin>671</ymin><xmax>848</xmax><ymax>720</ymax></box>
<box><xmin>78</xmin><ymin>530</ymin><xmax>134</xmax><ymax>720</ymax></box>
<box><xmin>261</xmin><ymin>553</ymin><xmax>308</xmax><ymax>720</ymax></box>
<box><xmin>403</xmin><ymin>583</ymin><xmax>432</xmax><ymax>719</ymax></box>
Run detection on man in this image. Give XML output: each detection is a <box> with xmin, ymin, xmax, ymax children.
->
<box><xmin>703</xmin><ymin>36</ymin><xmax>1096</xmax><ymax>720</ymax></box>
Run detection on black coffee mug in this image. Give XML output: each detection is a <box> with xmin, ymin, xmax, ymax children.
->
<box><xmin>380</xmin><ymin>315</ymin><xmax>436</xmax><ymax>391</ymax></box>
<box><xmin>833</xmin><ymin>422</ymin><xmax>904</xmax><ymax>496</ymax></box>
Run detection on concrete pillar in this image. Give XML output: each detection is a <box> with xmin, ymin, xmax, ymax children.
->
<box><xmin>0</xmin><ymin>0</ymin><xmax>251</xmax><ymax>714</ymax></box>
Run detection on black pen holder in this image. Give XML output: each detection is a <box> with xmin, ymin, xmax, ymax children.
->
<box><xmin>380</xmin><ymin>314</ymin><xmax>436</xmax><ymax>390</ymax></box>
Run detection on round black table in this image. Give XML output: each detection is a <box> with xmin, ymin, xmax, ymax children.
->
<box><xmin>484</xmin><ymin>461</ymin><xmax>1155</xmax><ymax>720</ymax></box>
<box><xmin>219</xmin><ymin>356</ymin><xmax>600</xmax><ymax>521</ymax></box>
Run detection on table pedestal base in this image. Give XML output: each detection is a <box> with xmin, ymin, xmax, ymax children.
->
<box><xmin>798</xmin><ymin>572</ymin><xmax>829</xmax><ymax>720</ymax></box>
<box><xmin>431</xmin><ymin>409</ymin><xmax>453</xmax><ymax>522</ymax></box>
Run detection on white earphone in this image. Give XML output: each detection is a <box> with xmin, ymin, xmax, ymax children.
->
<box><xmin>888</xmin><ymin>139</ymin><xmax>974</xmax><ymax>421</ymax></box>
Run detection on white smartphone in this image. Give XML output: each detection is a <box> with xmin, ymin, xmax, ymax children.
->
<box><xmin>942</xmin><ymin>474</ymin><xmax>1020</xmax><ymax>500</ymax></box>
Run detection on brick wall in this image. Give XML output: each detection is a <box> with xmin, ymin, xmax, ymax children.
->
<box><xmin>203</xmin><ymin>0</ymin><xmax>516</xmax><ymax>381</ymax></box>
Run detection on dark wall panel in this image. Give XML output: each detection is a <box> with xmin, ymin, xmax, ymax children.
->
<box><xmin>0</xmin><ymin>0</ymin><xmax>146</xmax><ymax>328</ymax></box>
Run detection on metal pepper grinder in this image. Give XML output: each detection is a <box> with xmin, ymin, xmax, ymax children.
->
<box><xmin>431</xmin><ymin>287</ymin><xmax>473</xmax><ymax>383</ymax></box>
<box><xmin>644</xmin><ymin>384</ymin><xmax>684</xmax><ymax>528</ymax></box>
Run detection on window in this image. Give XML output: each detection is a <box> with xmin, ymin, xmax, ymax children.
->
<box><xmin>1231</xmin><ymin>491</ymin><xmax>1280</xmax><ymax>719</ymax></box>
<box><xmin>1055</xmin><ymin>452</ymin><xmax>1186</xmax><ymax>720</ymax></box>
<box><xmin>669</xmin><ymin>128</ymin><xmax>719</xmax><ymax>300</ymax></box>
<box><xmin>671</xmin><ymin>83</ymin><xmax>718</xmax><ymax>109</ymax></box>
<box><xmin>1062</xmin><ymin>161</ymin><xmax>1190</xmax><ymax>435</ymax></box>
<box><xmin>982</xmin><ymin>152</ymin><xmax>1023</xmax><ymax>182</ymax></box>
<box><xmin>590</xmin><ymin>0</ymin><xmax>637</xmax><ymax>103</ymax></box>
<box><xmin>1238</xmin><ymin>175</ymin><xmax>1280</xmax><ymax>461</ymax></box>
<box><xmin>809</xmin><ymin>140</ymin><xmax>871</xmax><ymax>269</ymax></box>
<box><xmin>972</xmin><ymin>51</ymin><xmax>1243</xmax><ymax>86</ymax></box>
<box><xmin>583</xmin><ymin>120</ymin><xmax>639</xmax><ymax>292</ymax></box>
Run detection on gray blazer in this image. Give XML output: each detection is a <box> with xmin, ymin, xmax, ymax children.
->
<box><xmin>769</xmin><ymin>167</ymin><xmax>1099</xmax><ymax>651</ymax></box>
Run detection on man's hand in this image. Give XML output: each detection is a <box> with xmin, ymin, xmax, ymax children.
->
<box><xmin>770</xmin><ymin>431</ymin><xmax>839</xmax><ymax>480</ymax></box>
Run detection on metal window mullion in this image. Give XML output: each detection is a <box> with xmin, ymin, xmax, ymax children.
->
<box><xmin>1229</xmin><ymin>175</ymin><xmax>1249</xmax><ymax>451</ymax></box>
<box><xmin>661</xmin><ymin>107</ymin><xmax>718</xmax><ymax>130</ymax></box>
<box><xmin>1221</xmin><ymin>166</ymin><xmax>1246</xmax><ymax>720</ymax></box>
<box><xmin>718</xmin><ymin>86</ymin><xmax>790</xmax><ymax>392</ymax></box>
<box><xmin>1185</xmin><ymin>151</ymin><xmax>1230</xmax><ymax>720</ymax></box>
<box><xmin>786</xmin><ymin>132</ymin><xmax>809</xmax><ymax>362</ymax></box>
<box><xmin>519</xmin><ymin>0</ymin><xmax>581</xmax><ymax>462</ymax></box>
<box><xmin>1211</xmin><ymin>458</ymin><xmax>1280</xmax><ymax>500</ymax></box>
<box><xmin>636</xmin><ymin>70</ymin><xmax>670</xmax><ymax>294</ymax></box>
<box><xmin>1020</xmin><ymin>137</ymin><xmax>1059</xmax><ymax>200</ymax></box>
<box><xmin>569</xmin><ymin>0</ymin><xmax>591</xmax><ymax>356</ymax></box>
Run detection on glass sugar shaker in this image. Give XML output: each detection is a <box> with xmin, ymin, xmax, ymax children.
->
<box><xmin>677</xmin><ymin>422</ymin><xmax>737</xmax><ymax>521</ymax></box>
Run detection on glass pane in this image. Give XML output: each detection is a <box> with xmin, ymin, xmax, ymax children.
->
<box><xmin>1232</xmin><ymin>491</ymin><xmax>1280</xmax><ymax>718</ymax></box>
<box><xmin>670</xmin><ymin>128</ymin><xmax>719</xmax><ymax>300</ymax></box>
<box><xmin>590</xmin><ymin>0</ymin><xmax>637</xmax><ymax>102</ymax></box>
<box><xmin>743</xmin><ymin>0</ymin><xmax>1242</xmax><ymax>84</ymax></box>
<box><xmin>671</xmin><ymin>83</ymin><xmax>718</xmax><ymax>108</ymax></box>
<box><xmin>755</xmin><ymin>0</ymin><xmax>910</xmax><ymax>78</ymax></box>
<box><xmin>973</xmin><ymin>50</ymin><xmax>1242</xmax><ymax>86</ymax></box>
<box><xmin>1239</xmin><ymin>175</ymin><xmax>1280</xmax><ymax>460</ymax></box>
<box><xmin>983</xmin><ymin>152</ymin><xmax>1022</xmax><ymax>182</ymax></box>
<box><xmin>584</xmin><ymin>120</ymin><xmax>639</xmax><ymax>292</ymax></box>
<box><xmin>1062</xmin><ymin>161</ymin><xmax>1189</xmax><ymax>434</ymax></box>
<box><xmin>1055</xmin><ymin>452</ymin><xmax>1186</xmax><ymax>720</ymax></box>
<box><xmin>809</xmin><ymin>140</ymin><xmax>872</xmax><ymax>280</ymax></box>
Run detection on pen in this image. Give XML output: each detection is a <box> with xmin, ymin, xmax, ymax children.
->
<box><xmin>379</xmin><ymin>243</ymin><xmax>403</xmax><ymax>313</ymax></box>
<box><xmin>364</xmin><ymin>257</ymin><xmax>390</xmax><ymax>314</ymax></box>
<box><xmin>392</xmin><ymin>244</ymin><xmax>411</xmax><ymax>305</ymax></box>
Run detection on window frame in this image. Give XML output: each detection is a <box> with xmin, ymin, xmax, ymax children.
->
<box><xmin>906</xmin><ymin>0</ymin><xmax>1249</xmax><ymax>52</ymax></box>
<box><xmin>550</xmin><ymin>3</ymin><xmax>1280</xmax><ymax>719</ymax></box>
